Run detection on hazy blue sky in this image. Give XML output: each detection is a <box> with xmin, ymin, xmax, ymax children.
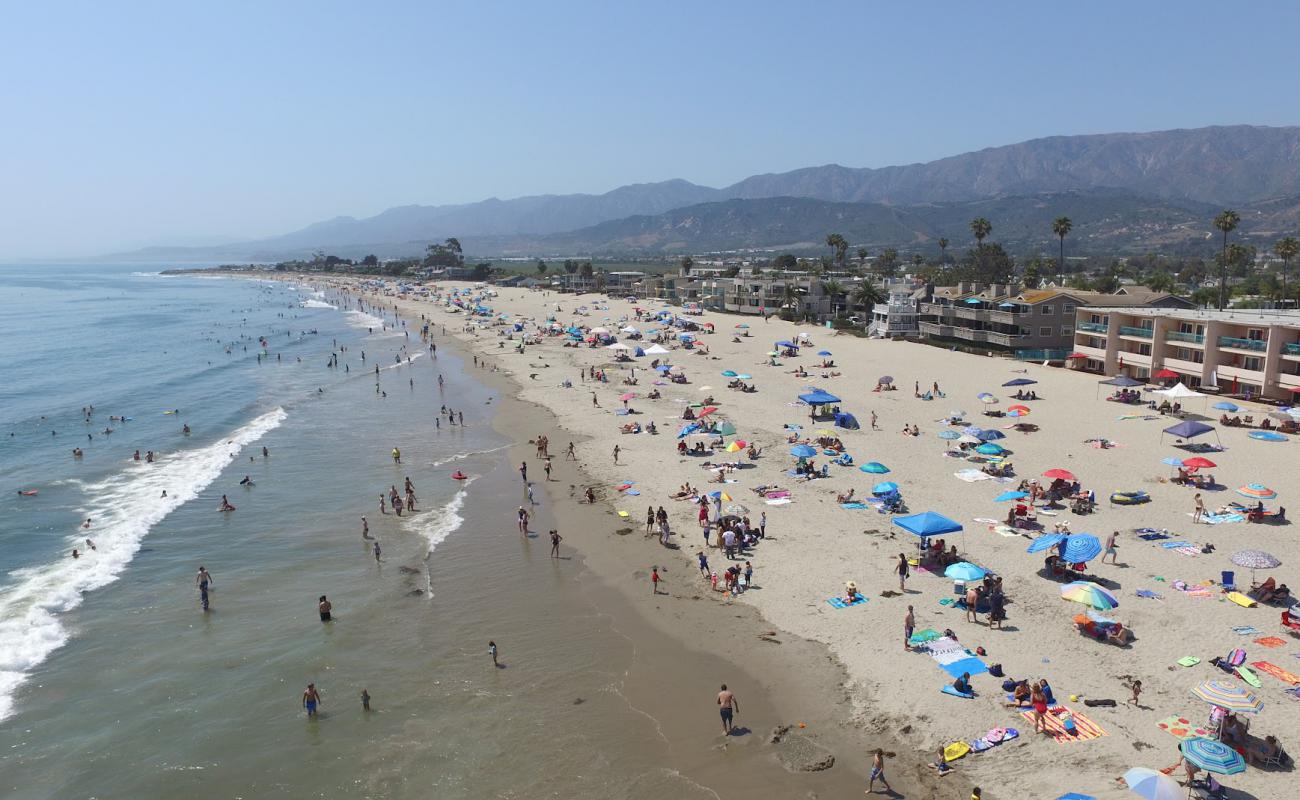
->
<box><xmin>3</xmin><ymin>1</ymin><xmax>1299</xmax><ymax>256</ymax></box>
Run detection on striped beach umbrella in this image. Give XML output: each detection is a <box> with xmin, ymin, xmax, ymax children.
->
<box><xmin>1121</xmin><ymin>767</ymin><xmax>1182</xmax><ymax>800</ymax></box>
<box><xmin>1060</xmin><ymin>581</ymin><xmax>1118</xmax><ymax>610</ymax></box>
<box><xmin>1061</xmin><ymin>534</ymin><xmax>1102</xmax><ymax>563</ymax></box>
<box><xmin>1189</xmin><ymin>680</ymin><xmax>1262</xmax><ymax>714</ymax></box>
<box><xmin>1237</xmin><ymin>483</ymin><xmax>1277</xmax><ymax>499</ymax></box>
<box><xmin>1179</xmin><ymin>737</ymin><xmax>1247</xmax><ymax>775</ymax></box>
<box><xmin>977</xmin><ymin>392</ymin><xmax>998</xmax><ymax>404</ymax></box>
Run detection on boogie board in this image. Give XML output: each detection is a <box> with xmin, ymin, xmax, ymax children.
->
<box><xmin>1236</xmin><ymin>666</ymin><xmax>1263</xmax><ymax>688</ymax></box>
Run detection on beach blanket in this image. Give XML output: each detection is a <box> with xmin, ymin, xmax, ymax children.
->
<box><xmin>954</xmin><ymin>469</ymin><xmax>991</xmax><ymax>482</ymax></box>
<box><xmin>1194</xmin><ymin>512</ymin><xmax>1245</xmax><ymax>525</ymax></box>
<box><xmin>1138</xmin><ymin>532</ymin><xmax>1171</xmax><ymax>541</ymax></box>
<box><xmin>826</xmin><ymin>596</ymin><xmax>868</xmax><ymax>609</ymax></box>
<box><xmin>764</xmin><ymin>490</ymin><xmax>791</xmax><ymax>499</ymax></box>
<box><xmin>1159</xmin><ymin>541</ymin><xmax>1194</xmax><ymax>549</ymax></box>
<box><xmin>765</xmin><ymin>497</ymin><xmax>792</xmax><ymax>506</ymax></box>
<box><xmin>1157</xmin><ymin>715</ymin><xmax>1213</xmax><ymax>740</ymax></box>
<box><xmin>1020</xmin><ymin>706</ymin><xmax>1107</xmax><ymax>743</ymax></box>
<box><xmin>1287</xmin><ymin>687</ymin><xmax>1300</xmax><ymax>701</ymax></box>
<box><xmin>1254</xmin><ymin>637</ymin><xmax>1287</xmax><ymax>649</ymax></box>
<box><xmin>1251</xmin><ymin>661</ymin><xmax>1300</xmax><ymax>685</ymax></box>
<box><xmin>1135</xmin><ymin>589</ymin><xmax>1164</xmax><ymax>600</ymax></box>
<box><xmin>908</xmin><ymin>628</ymin><xmax>942</xmax><ymax>646</ymax></box>
<box><xmin>973</xmin><ymin>517</ymin><xmax>1000</xmax><ymax>524</ymax></box>
<box><xmin>1175</xmin><ymin>546</ymin><xmax>1200</xmax><ymax>556</ymax></box>
<box><xmin>994</xmin><ymin>525</ymin><xmax>1021</xmax><ymax>538</ymax></box>
<box><xmin>1231</xmin><ymin>626</ymin><xmax>1260</xmax><ymax>635</ymax></box>
<box><xmin>922</xmin><ymin>636</ymin><xmax>964</xmax><ymax>655</ymax></box>
<box><xmin>839</xmin><ymin>502</ymin><xmax>869</xmax><ymax>509</ymax></box>
<box><xmin>939</xmin><ymin>657</ymin><xmax>989</xmax><ymax>678</ymax></box>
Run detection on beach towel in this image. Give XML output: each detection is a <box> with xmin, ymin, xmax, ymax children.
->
<box><xmin>1160</xmin><ymin>541</ymin><xmax>1194</xmax><ymax>549</ymax></box>
<box><xmin>942</xmin><ymin>741</ymin><xmax>970</xmax><ymax>761</ymax></box>
<box><xmin>1231</xmin><ymin>626</ymin><xmax>1259</xmax><ymax>635</ymax></box>
<box><xmin>1195</xmin><ymin>512</ymin><xmax>1245</xmax><ymax>525</ymax></box>
<box><xmin>625</xmin><ymin>489</ymin><xmax>640</xmax><ymax>496</ymax></box>
<box><xmin>954</xmin><ymin>469</ymin><xmax>991</xmax><ymax>482</ymax></box>
<box><xmin>765</xmin><ymin>497</ymin><xmax>792</xmax><ymax>506</ymax></box>
<box><xmin>931</xmin><ymin>649</ymin><xmax>972</xmax><ymax>666</ymax></box>
<box><xmin>1176</xmin><ymin>656</ymin><xmax>1201</xmax><ymax>667</ymax></box>
<box><xmin>826</xmin><ymin>596</ymin><xmax>868</xmax><ymax>609</ymax></box>
<box><xmin>1175</xmin><ymin>546</ymin><xmax>1200</xmax><ymax>556</ymax></box>
<box><xmin>1251</xmin><ymin>661</ymin><xmax>1300</xmax><ymax>685</ymax></box>
<box><xmin>1020</xmin><ymin>706</ymin><xmax>1107</xmax><ymax>743</ymax></box>
<box><xmin>1286</xmin><ymin>687</ymin><xmax>1300</xmax><ymax>701</ymax></box>
<box><xmin>1138</xmin><ymin>532</ymin><xmax>1171</xmax><ymax>541</ymax></box>
<box><xmin>839</xmin><ymin>502</ymin><xmax>869</xmax><ymax>509</ymax></box>
<box><xmin>908</xmin><ymin>628</ymin><xmax>941</xmax><ymax>646</ymax></box>
<box><xmin>994</xmin><ymin>525</ymin><xmax>1020</xmax><ymax>537</ymax></box>
<box><xmin>764</xmin><ymin>490</ymin><xmax>791</xmax><ymax>499</ymax></box>
<box><xmin>972</xmin><ymin>517</ymin><xmax>999</xmax><ymax>524</ymax></box>
<box><xmin>1135</xmin><ymin>589</ymin><xmax>1164</xmax><ymax>600</ymax></box>
<box><xmin>1254</xmin><ymin>637</ymin><xmax>1287</xmax><ymax>649</ymax></box>
<box><xmin>1157</xmin><ymin>715</ymin><xmax>1213</xmax><ymax>740</ymax></box>
<box><xmin>1227</xmin><ymin>648</ymin><xmax>1247</xmax><ymax>666</ymax></box>
<box><xmin>941</xmin><ymin>684</ymin><xmax>974</xmax><ymax>699</ymax></box>
<box><xmin>940</xmin><ymin>657</ymin><xmax>989</xmax><ymax>678</ymax></box>
<box><xmin>922</xmin><ymin>636</ymin><xmax>964</xmax><ymax>655</ymax></box>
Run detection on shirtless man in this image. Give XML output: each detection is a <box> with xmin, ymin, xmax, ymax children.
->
<box><xmin>717</xmin><ymin>684</ymin><xmax>739</xmax><ymax>735</ymax></box>
<box><xmin>302</xmin><ymin>683</ymin><xmax>322</xmax><ymax>717</ymax></box>
<box><xmin>196</xmin><ymin>566</ymin><xmax>213</xmax><ymax>611</ymax></box>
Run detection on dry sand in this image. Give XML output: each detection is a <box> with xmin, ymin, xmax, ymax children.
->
<box><xmin>357</xmin><ymin>279</ymin><xmax>1297</xmax><ymax>799</ymax></box>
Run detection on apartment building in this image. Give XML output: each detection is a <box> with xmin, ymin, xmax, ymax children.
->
<box><xmin>918</xmin><ymin>284</ymin><xmax>1192</xmax><ymax>359</ymax></box>
<box><xmin>1072</xmin><ymin>307</ymin><xmax>1300</xmax><ymax>400</ymax></box>
<box><xmin>869</xmin><ymin>278</ymin><xmax>928</xmax><ymax>338</ymax></box>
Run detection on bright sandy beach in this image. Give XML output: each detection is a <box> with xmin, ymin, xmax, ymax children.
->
<box><xmin>369</xmin><ymin>279</ymin><xmax>1295</xmax><ymax>799</ymax></box>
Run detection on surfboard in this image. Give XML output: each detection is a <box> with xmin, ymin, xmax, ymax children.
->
<box><xmin>1236</xmin><ymin>666</ymin><xmax>1262</xmax><ymax>688</ymax></box>
<box><xmin>1226</xmin><ymin>591</ymin><xmax>1257</xmax><ymax>608</ymax></box>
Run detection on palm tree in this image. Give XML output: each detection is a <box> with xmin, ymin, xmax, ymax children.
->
<box><xmin>851</xmin><ymin>281</ymin><xmax>885</xmax><ymax>319</ymax></box>
<box><xmin>969</xmin><ymin>218</ymin><xmax>991</xmax><ymax>276</ymax></box>
<box><xmin>856</xmin><ymin>247</ymin><xmax>869</xmax><ymax>270</ymax></box>
<box><xmin>937</xmin><ymin>237</ymin><xmax>949</xmax><ymax>263</ymax></box>
<box><xmin>1052</xmin><ymin>216</ymin><xmax>1073</xmax><ymax>276</ymax></box>
<box><xmin>825</xmin><ymin>233</ymin><xmax>847</xmax><ymax>269</ymax></box>
<box><xmin>821</xmin><ymin>280</ymin><xmax>845</xmax><ymax>318</ymax></box>
<box><xmin>1275</xmin><ymin>236</ymin><xmax>1299</xmax><ymax>305</ymax></box>
<box><xmin>1213</xmin><ymin>210</ymin><xmax>1240</xmax><ymax>310</ymax></box>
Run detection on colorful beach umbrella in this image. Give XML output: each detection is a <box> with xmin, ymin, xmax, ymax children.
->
<box><xmin>1007</xmin><ymin>404</ymin><xmax>1031</xmax><ymax>415</ymax></box>
<box><xmin>944</xmin><ymin>562</ymin><xmax>987</xmax><ymax>581</ymax></box>
<box><xmin>1060</xmin><ymin>581</ymin><xmax>1118</xmax><ymax>610</ymax></box>
<box><xmin>619</xmin><ymin>392</ymin><xmax>637</xmax><ymax>401</ymax></box>
<box><xmin>1230</xmin><ymin>550</ymin><xmax>1280</xmax><ymax>570</ymax></box>
<box><xmin>859</xmin><ymin>462</ymin><xmax>891</xmax><ymax>474</ymax></box>
<box><xmin>1190</xmin><ymin>680</ymin><xmax>1262</xmax><ymax>714</ymax></box>
<box><xmin>1121</xmin><ymin>767</ymin><xmax>1181</xmax><ymax>800</ymax></box>
<box><xmin>1160</xmin><ymin>457</ymin><xmax>1185</xmax><ymax>467</ymax></box>
<box><xmin>1043</xmin><ymin>468</ymin><xmax>1076</xmax><ymax>481</ymax></box>
<box><xmin>1237</xmin><ymin>483</ymin><xmax>1277</xmax><ymax>499</ymax></box>
<box><xmin>1179</xmin><ymin>737</ymin><xmax>1247</xmax><ymax>775</ymax></box>
<box><xmin>725</xmin><ymin>441</ymin><xmax>746</xmax><ymax>453</ymax></box>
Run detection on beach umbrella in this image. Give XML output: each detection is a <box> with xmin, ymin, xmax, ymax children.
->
<box><xmin>1230</xmin><ymin>550</ymin><xmax>1280</xmax><ymax>585</ymax></box>
<box><xmin>944</xmin><ymin>562</ymin><xmax>987</xmax><ymax>581</ymax></box>
<box><xmin>1249</xmin><ymin>430</ymin><xmax>1287</xmax><ymax>441</ymax></box>
<box><xmin>1061</xmin><ymin>534</ymin><xmax>1102</xmax><ymax>563</ymax></box>
<box><xmin>817</xmin><ymin>350</ymin><xmax>833</xmax><ymax>356</ymax></box>
<box><xmin>1190</xmin><ymin>681</ymin><xmax>1262</xmax><ymax>714</ymax></box>
<box><xmin>736</xmin><ymin>374</ymin><xmax>752</xmax><ymax>380</ymax></box>
<box><xmin>721</xmin><ymin>370</ymin><xmax>738</xmax><ymax>377</ymax></box>
<box><xmin>790</xmin><ymin>444</ymin><xmax>818</xmax><ymax>458</ymax></box>
<box><xmin>977</xmin><ymin>392</ymin><xmax>997</xmax><ymax>404</ymax></box>
<box><xmin>975</xmin><ymin>443</ymin><xmax>1004</xmax><ymax>455</ymax></box>
<box><xmin>1007</xmin><ymin>404</ymin><xmax>1030</xmax><ymax>415</ymax></box>
<box><xmin>697</xmin><ymin>406</ymin><xmax>718</xmax><ymax>417</ymax></box>
<box><xmin>1006</xmin><ymin>408</ymin><xmax>1030</xmax><ymax>418</ymax></box>
<box><xmin>938</xmin><ymin>430</ymin><xmax>961</xmax><ymax>440</ymax></box>
<box><xmin>860</xmin><ymin>462</ymin><xmax>891</xmax><ymax>474</ymax></box>
<box><xmin>1160</xmin><ymin>457</ymin><xmax>1185</xmax><ymax>466</ymax></box>
<box><xmin>872</xmin><ymin>481</ymin><xmax>899</xmax><ymax>495</ymax></box>
<box><xmin>1084</xmin><ymin>607</ymin><xmax>1117</xmax><ymax>625</ymax></box>
<box><xmin>1182</xmin><ymin>457</ymin><xmax>1216</xmax><ymax>468</ymax></box>
<box><xmin>734</xmin><ymin>323</ymin><xmax>749</xmax><ymax>329</ymax></box>
<box><xmin>1043</xmin><ymin>468</ymin><xmax>1076</xmax><ymax>481</ymax></box>
<box><xmin>1003</xmin><ymin>378</ymin><xmax>1037</xmax><ymax>386</ymax></box>
<box><xmin>1212</xmin><ymin>401</ymin><xmax>1239</xmax><ymax>412</ymax></box>
<box><xmin>977</xmin><ymin>429</ymin><xmax>1006</xmax><ymax>441</ymax></box>
<box><xmin>1026</xmin><ymin>533</ymin><xmax>1066</xmax><ymax>553</ymax></box>
<box><xmin>995</xmin><ymin>490</ymin><xmax>1028</xmax><ymax>502</ymax></box>
<box><xmin>1162</xmin><ymin>420</ymin><xmax>1215</xmax><ymax>439</ymax></box>
<box><xmin>878</xmin><ymin>375</ymin><xmax>894</xmax><ymax>384</ymax></box>
<box><xmin>619</xmin><ymin>392</ymin><xmax>637</xmax><ymax>401</ymax></box>
<box><xmin>1179</xmin><ymin>737</ymin><xmax>1247</xmax><ymax>775</ymax></box>
<box><xmin>1121</xmin><ymin>767</ymin><xmax>1182</xmax><ymax>800</ymax></box>
<box><xmin>1153</xmin><ymin>368</ymin><xmax>1179</xmax><ymax>380</ymax></box>
<box><xmin>1237</xmin><ymin>483</ymin><xmax>1277</xmax><ymax>499</ymax></box>
<box><xmin>725</xmin><ymin>441</ymin><xmax>745</xmax><ymax>453</ymax></box>
<box><xmin>949</xmin><ymin>409</ymin><xmax>967</xmax><ymax>419</ymax></box>
<box><xmin>1060</xmin><ymin>581</ymin><xmax>1118</xmax><ymax>610</ymax></box>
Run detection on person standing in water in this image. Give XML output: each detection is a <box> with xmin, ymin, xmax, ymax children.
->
<box><xmin>196</xmin><ymin>566</ymin><xmax>213</xmax><ymax>611</ymax></box>
<box><xmin>318</xmin><ymin>595</ymin><xmax>333</xmax><ymax>622</ymax></box>
<box><xmin>372</xmin><ymin>540</ymin><xmax>381</xmax><ymax>562</ymax></box>
<box><xmin>716</xmin><ymin>684</ymin><xmax>739</xmax><ymax>735</ymax></box>
<box><xmin>302</xmin><ymin>683</ymin><xmax>322</xmax><ymax>718</ymax></box>
<box><xmin>488</xmin><ymin>640</ymin><xmax>498</xmax><ymax>667</ymax></box>
<box><xmin>550</xmin><ymin>529</ymin><xmax>562</xmax><ymax>557</ymax></box>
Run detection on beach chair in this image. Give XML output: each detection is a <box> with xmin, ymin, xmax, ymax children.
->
<box><xmin>1221</xmin><ymin>571</ymin><xmax>1236</xmax><ymax>592</ymax></box>
<box><xmin>1283</xmin><ymin>611</ymin><xmax>1300</xmax><ymax>633</ymax></box>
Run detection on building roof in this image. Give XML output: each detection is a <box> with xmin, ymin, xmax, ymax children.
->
<box><xmin>1077</xmin><ymin>306</ymin><xmax>1300</xmax><ymax>326</ymax></box>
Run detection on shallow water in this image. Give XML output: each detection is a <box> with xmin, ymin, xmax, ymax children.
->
<box><xmin>0</xmin><ymin>266</ymin><xmax>707</xmax><ymax>798</ymax></box>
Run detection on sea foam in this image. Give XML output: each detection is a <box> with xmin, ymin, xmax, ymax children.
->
<box><xmin>0</xmin><ymin>407</ymin><xmax>287</xmax><ymax>721</ymax></box>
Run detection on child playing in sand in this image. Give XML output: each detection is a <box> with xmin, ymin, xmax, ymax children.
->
<box><xmin>1128</xmin><ymin>679</ymin><xmax>1142</xmax><ymax>706</ymax></box>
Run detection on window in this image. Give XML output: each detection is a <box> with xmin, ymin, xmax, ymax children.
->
<box><xmin>1244</xmin><ymin>357</ymin><xmax>1263</xmax><ymax>372</ymax></box>
<box><xmin>1063</xmin><ymin>304</ymin><xmax>1075</xmax><ymax>313</ymax></box>
<box><xmin>1247</xmin><ymin>328</ymin><xmax>1265</xmax><ymax>341</ymax></box>
<box><xmin>1040</xmin><ymin>305</ymin><xmax>1054</xmax><ymax>315</ymax></box>
<box><xmin>1061</xmin><ymin>326</ymin><xmax>1074</xmax><ymax>336</ymax></box>
<box><xmin>1039</xmin><ymin>326</ymin><xmax>1053</xmax><ymax>337</ymax></box>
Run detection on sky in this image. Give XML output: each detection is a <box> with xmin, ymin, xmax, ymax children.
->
<box><xmin>2</xmin><ymin>1</ymin><xmax>1299</xmax><ymax>257</ymax></box>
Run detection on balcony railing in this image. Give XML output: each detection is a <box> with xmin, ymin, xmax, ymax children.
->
<box><xmin>1118</xmin><ymin>326</ymin><xmax>1154</xmax><ymax>339</ymax></box>
<box><xmin>1166</xmin><ymin>331</ymin><xmax>1205</xmax><ymax>345</ymax></box>
<box><xmin>1217</xmin><ymin>336</ymin><xmax>1267</xmax><ymax>352</ymax></box>
<box><xmin>1283</xmin><ymin>342</ymin><xmax>1300</xmax><ymax>356</ymax></box>
<box><xmin>1077</xmin><ymin>321</ymin><xmax>1108</xmax><ymax>334</ymax></box>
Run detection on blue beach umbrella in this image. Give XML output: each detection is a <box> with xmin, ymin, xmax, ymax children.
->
<box><xmin>817</xmin><ymin>350</ymin><xmax>832</xmax><ymax>356</ymax></box>
<box><xmin>1212</xmin><ymin>401</ymin><xmax>1239</xmax><ymax>412</ymax></box>
<box><xmin>975</xmin><ymin>443</ymin><xmax>1004</xmax><ymax>455</ymax></box>
<box><xmin>977</xmin><ymin>429</ymin><xmax>1006</xmax><ymax>441</ymax></box>
<box><xmin>944</xmin><ymin>562</ymin><xmax>987</xmax><ymax>581</ymax></box>
<box><xmin>1179</xmin><ymin>737</ymin><xmax>1246</xmax><ymax>775</ymax></box>
<box><xmin>721</xmin><ymin>370</ymin><xmax>738</xmax><ymax>377</ymax></box>
<box><xmin>859</xmin><ymin>462</ymin><xmax>891</xmax><ymax>474</ymax></box>
<box><xmin>938</xmin><ymin>430</ymin><xmax>961</xmax><ymax>440</ymax></box>
<box><xmin>872</xmin><ymin>481</ymin><xmax>899</xmax><ymax>495</ymax></box>
<box><xmin>736</xmin><ymin>374</ymin><xmax>752</xmax><ymax>380</ymax></box>
<box><xmin>1003</xmin><ymin>378</ymin><xmax>1037</xmax><ymax>387</ymax></box>
<box><xmin>977</xmin><ymin>392</ymin><xmax>997</xmax><ymax>404</ymax></box>
<box><xmin>790</xmin><ymin>444</ymin><xmax>818</xmax><ymax>458</ymax></box>
<box><xmin>1061</xmin><ymin>534</ymin><xmax>1102</xmax><ymax>563</ymax></box>
<box><xmin>994</xmin><ymin>490</ymin><xmax>1028</xmax><ymax>502</ymax></box>
<box><xmin>1160</xmin><ymin>456</ymin><xmax>1185</xmax><ymax>466</ymax></box>
<box><xmin>1026</xmin><ymin>534</ymin><xmax>1067</xmax><ymax>554</ymax></box>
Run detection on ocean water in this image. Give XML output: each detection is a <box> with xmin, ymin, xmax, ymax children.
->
<box><xmin>0</xmin><ymin>265</ymin><xmax>707</xmax><ymax>799</ymax></box>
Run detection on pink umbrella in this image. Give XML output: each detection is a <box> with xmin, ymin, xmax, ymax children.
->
<box><xmin>619</xmin><ymin>392</ymin><xmax>637</xmax><ymax>401</ymax></box>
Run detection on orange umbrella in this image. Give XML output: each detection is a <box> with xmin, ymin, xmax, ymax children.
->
<box><xmin>697</xmin><ymin>406</ymin><xmax>719</xmax><ymax>417</ymax></box>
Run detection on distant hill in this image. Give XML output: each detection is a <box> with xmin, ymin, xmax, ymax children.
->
<box><xmin>106</xmin><ymin>125</ymin><xmax>1300</xmax><ymax>261</ymax></box>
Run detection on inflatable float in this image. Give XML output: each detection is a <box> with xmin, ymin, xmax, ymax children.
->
<box><xmin>451</xmin><ymin>471</ymin><xmax>468</xmax><ymax>481</ymax></box>
<box><xmin>1109</xmin><ymin>491</ymin><xmax>1150</xmax><ymax>505</ymax></box>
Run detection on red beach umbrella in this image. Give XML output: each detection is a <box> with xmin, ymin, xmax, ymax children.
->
<box><xmin>1182</xmin><ymin>457</ymin><xmax>1217</xmax><ymax>469</ymax></box>
<box><xmin>1043</xmin><ymin>468</ymin><xmax>1076</xmax><ymax>481</ymax></box>
<box><xmin>1153</xmin><ymin>368</ymin><xmax>1179</xmax><ymax>380</ymax></box>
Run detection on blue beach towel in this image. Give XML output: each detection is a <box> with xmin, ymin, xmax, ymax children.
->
<box><xmin>941</xmin><ymin>657</ymin><xmax>989</xmax><ymax>678</ymax></box>
<box><xmin>941</xmin><ymin>684</ymin><xmax>974</xmax><ymax>699</ymax></box>
<box><xmin>827</xmin><ymin>596</ymin><xmax>868</xmax><ymax>609</ymax></box>
<box><xmin>840</xmin><ymin>502</ymin><xmax>869</xmax><ymax>509</ymax></box>
<box><xmin>1135</xmin><ymin>589</ymin><xmax>1164</xmax><ymax>599</ymax></box>
<box><xmin>1138</xmin><ymin>531</ymin><xmax>1171</xmax><ymax>541</ymax></box>
<box><xmin>1160</xmin><ymin>541</ymin><xmax>1193</xmax><ymax>548</ymax></box>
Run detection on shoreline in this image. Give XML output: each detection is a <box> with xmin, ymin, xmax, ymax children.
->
<box><xmin>314</xmin><ymin>276</ymin><xmax>945</xmax><ymax>797</ymax></box>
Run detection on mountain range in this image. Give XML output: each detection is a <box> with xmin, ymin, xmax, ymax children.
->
<box><xmin>112</xmin><ymin>125</ymin><xmax>1300</xmax><ymax>262</ymax></box>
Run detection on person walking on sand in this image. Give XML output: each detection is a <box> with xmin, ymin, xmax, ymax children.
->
<box><xmin>566</xmin><ymin>442</ymin><xmax>576</xmax><ymax>460</ymax></box>
<box><xmin>303</xmin><ymin>683</ymin><xmax>322</xmax><ymax>718</ymax></box>
<box><xmin>867</xmin><ymin>748</ymin><xmax>892</xmax><ymax>794</ymax></box>
<box><xmin>1193</xmin><ymin>492</ymin><xmax>1205</xmax><ymax>523</ymax></box>
<box><xmin>543</xmin><ymin>458</ymin><xmax>552</xmax><ymax>481</ymax></box>
<box><xmin>904</xmin><ymin>605</ymin><xmax>915</xmax><ymax>651</ymax></box>
<box><xmin>591</xmin><ymin>392</ymin><xmax>599</xmax><ymax>407</ymax></box>
<box><xmin>550</xmin><ymin>529</ymin><xmax>562</xmax><ymax>557</ymax></box>
<box><xmin>1102</xmin><ymin>530</ymin><xmax>1119</xmax><ymax>564</ymax></box>
<box><xmin>896</xmin><ymin>552</ymin><xmax>909</xmax><ymax>591</ymax></box>
<box><xmin>612</xmin><ymin>444</ymin><xmax>620</xmax><ymax>464</ymax></box>
<box><xmin>697</xmin><ymin>550</ymin><xmax>709</xmax><ymax>577</ymax></box>
<box><xmin>717</xmin><ymin>684</ymin><xmax>739</xmax><ymax>735</ymax></box>
<box><xmin>870</xmin><ymin>410</ymin><xmax>879</xmax><ymax>431</ymax></box>
<box><xmin>965</xmin><ymin>584</ymin><xmax>980</xmax><ymax>624</ymax></box>
<box><xmin>651</xmin><ymin>566</ymin><xmax>662</xmax><ymax>594</ymax></box>
<box><xmin>379</xmin><ymin>494</ymin><xmax>387</xmax><ymax>515</ymax></box>
<box><xmin>519</xmin><ymin>462</ymin><xmax>527</xmax><ymax>482</ymax></box>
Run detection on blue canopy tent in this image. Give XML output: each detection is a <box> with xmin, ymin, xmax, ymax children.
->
<box><xmin>798</xmin><ymin>389</ymin><xmax>841</xmax><ymax>405</ymax></box>
<box><xmin>1161</xmin><ymin>419</ymin><xmax>1220</xmax><ymax>447</ymax></box>
<box><xmin>893</xmin><ymin>512</ymin><xmax>963</xmax><ymax>537</ymax></box>
<box><xmin>834</xmin><ymin>411</ymin><xmax>860</xmax><ymax>430</ymax></box>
